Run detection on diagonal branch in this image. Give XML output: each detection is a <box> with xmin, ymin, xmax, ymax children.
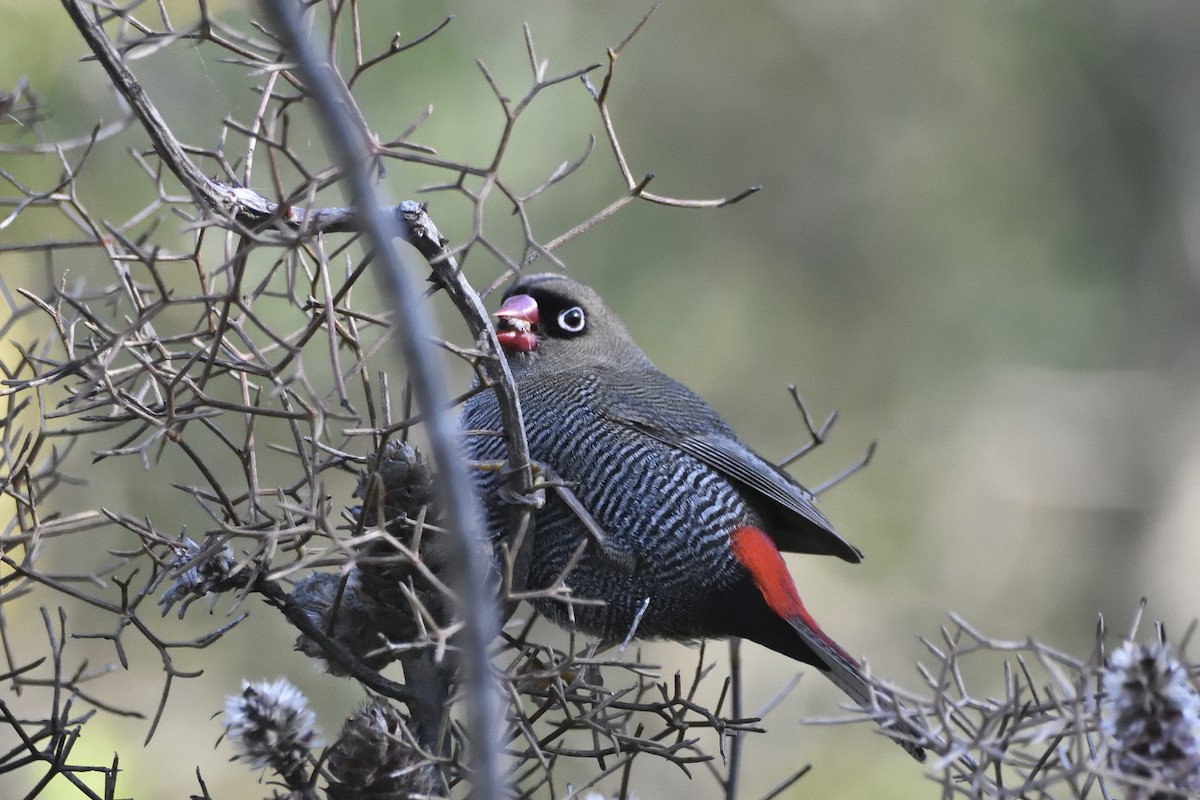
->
<box><xmin>258</xmin><ymin>6</ymin><xmax>505</xmax><ymax>800</ymax></box>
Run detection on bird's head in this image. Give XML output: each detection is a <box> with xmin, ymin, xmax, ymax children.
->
<box><xmin>492</xmin><ymin>273</ymin><xmax>654</xmax><ymax>374</ymax></box>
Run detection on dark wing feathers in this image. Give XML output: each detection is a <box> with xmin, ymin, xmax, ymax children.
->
<box><xmin>592</xmin><ymin>370</ymin><xmax>863</xmax><ymax>564</ymax></box>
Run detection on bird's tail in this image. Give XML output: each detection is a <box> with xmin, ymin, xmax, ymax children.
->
<box><xmin>786</xmin><ymin>616</ymin><xmax>927</xmax><ymax>762</ymax></box>
<box><xmin>729</xmin><ymin>526</ymin><xmax>927</xmax><ymax>760</ymax></box>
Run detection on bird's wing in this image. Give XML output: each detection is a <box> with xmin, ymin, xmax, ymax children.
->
<box><xmin>592</xmin><ymin>370</ymin><xmax>863</xmax><ymax>564</ymax></box>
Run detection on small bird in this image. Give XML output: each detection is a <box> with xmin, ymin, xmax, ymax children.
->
<box><xmin>461</xmin><ymin>273</ymin><xmax>925</xmax><ymax>761</ymax></box>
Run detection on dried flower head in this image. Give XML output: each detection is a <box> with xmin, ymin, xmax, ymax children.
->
<box><xmin>353</xmin><ymin>440</ymin><xmax>436</xmax><ymax>529</ymax></box>
<box><xmin>1101</xmin><ymin>640</ymin><xmax>1200</xmax><ymax>795</ymax></box>
<box><xmin>291</xmin><ymin>570</ymin><xmax>395</xmax><ymax>674</ymax></box>
<box><xmin>224</xmin><ymin>678</ymin><xmax>320</xmax><ymax>778</ymax></box>
<box><xmin>158</xmin><ymin>535</ymin><xmax>242</xmax><ymax>617</ymax></box>
<box><xmin>326</xmin><ymin>701</ymin><xmax>440</xmax><ymax>800</ymax></box>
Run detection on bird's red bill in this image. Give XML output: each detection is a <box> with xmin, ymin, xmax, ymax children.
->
<box><xmin>494</xmin><ymin>293</ymin><xmax>540</xmax><ymax>353</ymax></box>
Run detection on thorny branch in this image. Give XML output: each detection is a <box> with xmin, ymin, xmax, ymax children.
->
<box><xmin>6</xmin><ymin>3</ymin><xmax>1193</xmax><ymax>800</ymax></box>
<box><xmin>1</xmin><ymin>1</ymin><xmax>796</xmax><ymax>798</ymax></box>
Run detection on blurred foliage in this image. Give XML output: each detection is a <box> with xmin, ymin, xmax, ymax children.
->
<box><xmin>2</xmin><ymin>1</ymin><xmax>1199</xmax><ymax>799</ymax></box>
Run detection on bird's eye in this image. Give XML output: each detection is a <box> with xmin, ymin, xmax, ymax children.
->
<box><xmin>556</xmin><ymin>306</ymin><xmax>586</xmax><ymax>334</ymax></box>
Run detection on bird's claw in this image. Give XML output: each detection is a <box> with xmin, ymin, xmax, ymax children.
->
<box><xmin>498</xmin><ymin>483</ymin><xmax>545</xmax><ymax>509</ymax></box>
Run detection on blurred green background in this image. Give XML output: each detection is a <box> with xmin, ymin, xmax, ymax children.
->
<box><xmin>3</xmin><ymin>1</ymin><xmax>1200</xmax><ymax>798</ymax></box>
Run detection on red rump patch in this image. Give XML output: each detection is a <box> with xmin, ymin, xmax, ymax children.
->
<box><xmin>729</xmin><ymin>525</ymin><xmax>858</xmax><ymax>665</ymax></box>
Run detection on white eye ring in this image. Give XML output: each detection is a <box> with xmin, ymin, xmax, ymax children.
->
<box><xmin>557</xmin><ymin>306</ymin><xmax>586</xmax><ymax>333</ymax></box>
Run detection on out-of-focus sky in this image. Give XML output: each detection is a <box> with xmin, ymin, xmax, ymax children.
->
<box><xmin>3</xmin><ymin>1</ymin><xmax>1200</xmax><ymax>798</ymax></box>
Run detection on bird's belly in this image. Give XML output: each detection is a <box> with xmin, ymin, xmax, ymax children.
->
<box><xmin>523</xmin><ymin>458</ymin><xmax>754</xmax><ymax>643</ymax></box>
<box><xmin>462</xmin><ymin>391</ymin><xmax>756</xmax><ymax>642</ymax></box>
